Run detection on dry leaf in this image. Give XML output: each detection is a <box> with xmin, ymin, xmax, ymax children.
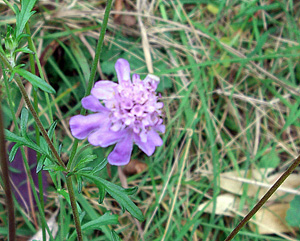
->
<box><xmin>205</xmin><ymin>169</ymin><xmax>300</xmax><ymax>202</ymax></box>
<box><xmin>198</xmin><ymin>194</ymin><xmax>240</xmax><ymax>217</ymax></box>
<box><xmin>250</xmin><ymin>203</ymin><xmax>293</xmax><ymax>234</ymax></box>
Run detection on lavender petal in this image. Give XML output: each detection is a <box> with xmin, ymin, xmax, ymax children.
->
<box><xmin>115</xmin><ymin>58</ymin><xmax>131</xmax><ymax>83</ymax></box>
<box><xmin>69</xmin><ymin>113</ymin><xmax>106</xmax><ymax>139</ymax></box>
<box><xmin>88</xmin><ymin>128</ymin><xmax>126</xmax><ymax>147</ymax></box>
<box><xmin>91</xmin><ymin>81</ymin><xmax>117</xmax><ymax>100</ymax></box>
<box><xmin>82</xmin><ymin>95</ymin><xmax>108</xmax><ymax>112</ymax></box>
<box><xmin>108</xmin><ymin>133</ymin><xmax>133</xmax><ymax>166</ymax></box>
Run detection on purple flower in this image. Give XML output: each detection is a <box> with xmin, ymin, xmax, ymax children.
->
<box><xmin>70</xmin><ymin>59</ymin><xmax>165</xmax><ymax>166</ymax></box>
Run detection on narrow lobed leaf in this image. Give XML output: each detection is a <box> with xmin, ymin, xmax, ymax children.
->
<box><xmin>14</xmin><ymin>68</ymin><xmax>56</xmax><ymax>94</ymax></box>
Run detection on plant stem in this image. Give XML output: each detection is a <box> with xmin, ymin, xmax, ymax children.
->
<box><xmin>67</xmin><ymin>0</ymin><xmax>113</xmax><ymax>170</ymax></box>
<box><xmin>2</xmin><ymin>64</ymin><xmax>55</xmax><ymax>241</ymax></box>
<box><xmin>0</xmin><ymin>84</ymin><xmax>16</xmax><ymax>241</ymax></box>
<box><xmin>66</xmin><ymin>176</ymin><xmax>82</xmax><ymax>240</ymax></box>
<box><xmin>225</xmin><ymin>155</ymin><xmax>300</xmax><ymax>241</ymax></box>
<box><xmin>0</xmin><ymin>50</ymin><xmax>65</xmax><ymax>169</ymax></box>
<box><xmin>25</xmin><ymin>23</ymin><xmax>47</xmax><ymax>241</ymax></box>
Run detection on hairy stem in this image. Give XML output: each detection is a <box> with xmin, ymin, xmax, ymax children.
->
<box><xmin>66</xmin><ymin>176</ymin><xmax>82</xmax><ymax>240</ymax></box>
<box><xmin>0</xmin><ymin>50</ymin><xmax>65</xmax><ymax>169</ymax></box>
<box><xmin>225</xmin><ymin>155</ymin><xmax>300</xmax><ymax>240</ymax></box>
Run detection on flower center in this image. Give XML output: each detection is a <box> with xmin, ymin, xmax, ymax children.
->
<box><xmin>106</xmin><ymin>79</ymin><xmax>162</xmax><ymax>134</ymax></box>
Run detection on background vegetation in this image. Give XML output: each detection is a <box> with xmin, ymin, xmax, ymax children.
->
<box><xmin>1</xmin><ymin>0</ymin><xmax>300</xmax><ymax>240</ymax></box>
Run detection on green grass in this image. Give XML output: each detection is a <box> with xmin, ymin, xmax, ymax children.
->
<box><xmin>1</xmin><ymin>0</ymin><xmax>300</xmax><ymax>240</ymax></box>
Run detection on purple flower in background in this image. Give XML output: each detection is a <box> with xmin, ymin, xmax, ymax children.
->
<box><xmin>70</xmin><ymin>59</ymin><xmax>165</xmax><ymax>166</ymax></box>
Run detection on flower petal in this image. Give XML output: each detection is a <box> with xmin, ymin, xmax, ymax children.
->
<box><xmin>81</xmin><ymin>95</ymin><xmax>108</xmax><ymax>112</ymax></box>
<box><xmin>115</xmin><ymin>58</ymin><xmax>131</xmax><ymax>83</ymax></box>
<box><xmin>144</xmin><ymin>74</ymin><xmax>160</xmax><ymax>90</ymax></box>
<box><xmin>155</xmin><ymin>124</ymin><xmax>165</xmax><ymax>133</ymax></box>
<box><xmin>148</xmin><ymin>130</ymin><xmax>163</xmax><ymax>146</ymax></box>
<box><xmin>134</xmin><ymin>130</ymin><xmax>163</xmax><ymax>156</ymax></box>
<box><xmin>91</xmin><ymin>81</ymin><xmax>117</xmax><ymax>99</ymax></box>
<box><xmin>134</xmin><ymin>133</ymin><xmax>155</xmax><ymax>156</ymax></box>
<box><xmin>108</xmin><ymin>134</ymin><xmax>133</xmax><ymax>166</ymax></box>
<box><xmin>88</xmin><ymin>128</ymin><xmax>127</xmax><ymax>147</ymax></box>
<box><xmin>69</xmin><ymin>113</ymin><xmax>105</xmax><ymax>139</ymax></box>
<box><xmin>135</xmin><ymin>130</ymin><xmax>163</xmax><ymax>156</ymax></box>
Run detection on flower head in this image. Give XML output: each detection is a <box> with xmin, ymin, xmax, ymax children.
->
<box><xmin>70</xmin><ymin>59</ymin><xmax>165</xmax><ymax>166</ymax></box>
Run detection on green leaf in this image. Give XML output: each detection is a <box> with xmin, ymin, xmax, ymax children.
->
<box><xmin>69</xmin><ymin>212</ymin><xmax>119</xmax><ymax>240</ymax></box>
<box><xmin>20</xmin><ymin>108</ymin><xmax>29</xmax><ymax>137</ymax></box>
<box><xmin>5</xmin><ymin>129</ymin><xmax>47</xmax><ymax>156</ymax></box>
<box><xmin>43</xmin><ymin>164</ymin><xmax>66</xmax><ymax>172</ymax></box>
<box><xmin>14</xmin><ymin>46</ymin><xmax>34</xmax><ymax>54</ymax></box>
<box><xmin>36</xmin><ymin>155</ymin><xmax>47</xmax><ymax>173</ymax></box>
<box><xmin>82</xmin><ymin>173</ymin><xmax>144</xmax><ymax>221</ymax></box>
<box><xmin>259</xmin><ymin>149</ymin><xmax>280</xmax><ymax>168</ymax></box>
<box><xmin>14</xmin><ymin>68</ymin><xmax>56</xmax><ymax>94</ymax></box>
<box><xmin>98</xmin><ymin>183</ymin><xmax>106</xmax><ymax>204</ymax></box>
<box><xmin>9</xmin><ymin>143</ymin><xmax>21</xmax><ymax>162</ymax></box>
<box><xmin>286</xmin><ymin>195</ymin><xmax>300</xmax><ymax>227</ymax></box>
<box><xmin>74</xmin><ymin>154</ymin><xmax>97</xmax><ymax>171</ymax></box>
<box><xmin>15</xmin><ymin>0</ymin><xmax>37</xmax><ymax>37</ymax></box>
<box><xmin>57</xmin><ymin>188</ymin><xmax>82</xmax><ymax>213</ymax></box>
<box><xmin>47</xmin><ymin>121</ymin><xmax>57</xmax><ymax>140</ymax></box>
<box><xmin>111</xmin><ymin>230</ymin><xmax>121</xmax><ymax>241</ymax></box>
<box><xmin>77</xmin><ymin>175</ymin><xmax>82</xmax><ymax>194</ymax></box>
<box><xmin>91</xmin><ymin>158</ymin><xmax>108</xmax><ymax>174</ymax></box>
<box><xmin>82</xmin><ymin>212</ymin><xmax>119</xmax><ymax>230</ymax></box>
<box><xmin>123</xmin><ymin>186</ymin><xmax>138</xmax><ymax>196</ymax></box>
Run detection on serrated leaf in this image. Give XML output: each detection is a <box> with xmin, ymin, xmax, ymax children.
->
<box><xmin>20</xmin><ymin>108</ymin><xmax>29</xmax><ymax>137</ymax></box>
<box><xmin>82</xmin><ymin>173</ymin><xmax>144</xmax><ymax>221</ymax></box>
<box><xmin>14</xmin><ymin>68</ymin><xmax>56</xmax><ymax>94</ymax></box>
<box><xmin>15</xmin><ymin>0</ymin><xmax>37</xmax><ymax>37</ymax></box>
<box><xmin>9</xmin><ymin>143</ymin><xmax>21</xmax><ymax>162</ymax></box>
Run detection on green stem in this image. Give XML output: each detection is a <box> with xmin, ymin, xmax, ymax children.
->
<box><xmin>67</xmin><ymin>0</ymin><xmax>113</xmax><ymax>170</ymax></box>
<box><xmin>225</xmin><ymin>155</ymin><xmax>300</xmax><ymax>241</ymax></box>
<box><xmin>0</xmin><ymin>51</ymin><xmax>65</xmax><ymax>169</ymax></box>
<box><xmin>2</xmin><ymin>64</ymin><xmax>55</xmax><ymax>241</ymax></box>
<box><xmin>26</xmin><ymin>23</ymin><xmax>46</xmax><ymax>241</ymax></box>
<box><xmin>0</xmin><ymin>84</ymin><xmax>16</xmax><ymax>241</ymax></box>
<box><xmin>66</xmin><ymin>176</ymin><xmax>82</xmax><ymax>240</ymax></box>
